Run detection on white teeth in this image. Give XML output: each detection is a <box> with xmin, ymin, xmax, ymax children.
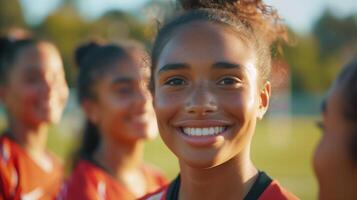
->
<box><xmin>182</xmin><ymin>127</ymin><xmax>226</xmax><ymax>136</ymax></box>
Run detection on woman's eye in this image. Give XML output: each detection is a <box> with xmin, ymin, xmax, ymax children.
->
<box><xmin>217</xmin><ymin>77</ymin><xmax>241</xmax><ymax>86</ymax></box>
<box><xmin>24</xmin><ymin>74</ymin><xmax>40</xmax><ymax>84</ymax></box>
<box><xmin>114</xmin><ymin>85</ymin><xmax>132</xmax><ymax>95</ymax></box>
<box><xmin>164</xmin><ymin>77</ymin><xmax>186</xmax><ymax>86</ymax></box>
<box><xmin>118</xmin><ymin>88</ymin><xmax>131</xmax><ymax>94</ymax></box>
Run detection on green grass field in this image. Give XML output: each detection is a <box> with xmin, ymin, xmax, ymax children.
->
<box><xmin>1</xmin><ymin>116</ymin><xmax>320</xmax><ymax>200</ymax></box>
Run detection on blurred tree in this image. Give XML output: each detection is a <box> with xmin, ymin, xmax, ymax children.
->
<box><xmin>313</xmin><ymin>9</ymin><xmax>357</xmax><ymax>60</ymax></box>
<box><xmin>35</xmin><ymin>2</ymin><xmax>91</xmax><ymax>86</ymax></box>
<box><xmin>283</xmin><ymin>10</ymin><xmax>357</xmax><ymax>94</ymax></box>
<box><xmin>92</xmin><ymin>10</ymin><xmax>153</xmax><ymax>45</ymax></box>
<box><xmin>0</xmin><ymin>0</ymin><xmax>27</xmax><ymax>34</ymax></box>
<box><xmin>285</xmin><ymin>36</ymin><xmax>323</xmax><ymax>93</ymax></box>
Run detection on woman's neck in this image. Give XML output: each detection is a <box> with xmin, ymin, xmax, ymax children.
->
<box><xmin>94</xmin><ymin>138</ymin><xmax>144</xmax><ymax>178</ymax></box>
<box><xmin>179</xmin><ymin>149</ymin><xmax>258</xmax><ymax>200</ymax></box>
<box><xmin>8</xmin><ymin>119</ymin><xmax>49</xmax><ymax>155</ymax></box>
<box><xmin>93</xmin><ymin>138</ymin><xmax>148</xmax><ymax>198</ymax></box>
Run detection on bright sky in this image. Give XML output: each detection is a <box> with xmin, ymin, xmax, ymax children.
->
<box><xmin>20</xmin><ymin>0</ymin><xmax>357</xmax><ymax>33</ymax></box>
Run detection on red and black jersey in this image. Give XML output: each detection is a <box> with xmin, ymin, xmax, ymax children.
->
<box><xmin>0</xmin><ymin>135</ymin><xmax>63</xmax><ymax>200</ymax></box>
<box><xmin>140</xmin><ymin>171</ymin><xmax>299</xmax><ymax>200</ymax></box>
<box><xmin>58</xmin><ymin>159</ymin><xmax>167</xmax><ymax>200</ymax></box>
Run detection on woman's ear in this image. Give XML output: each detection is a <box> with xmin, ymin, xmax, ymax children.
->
<box><xmin>257</xmin><ymin>81</ymin><xmax>271</xmax><ymax>120</ymax></box>
<box><xmin>81</xmin><ymin>99</ymin><xmax>100</xmax><ymax>125</ymax></box>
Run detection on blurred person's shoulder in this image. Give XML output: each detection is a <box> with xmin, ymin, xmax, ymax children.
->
<box><xmin>0</xmin><ymin>135</ymin><xmax>12</xmax><ymax>163</ymax></box>
<box><xmin>58</xmin><ymin>159</ymin><xmax>104</xmax><ymax>200</ymax></box>
<box><xmin>0</xmin><ymin>134</ymin><xmax>62</xmax><ymax>170</ymax></box>
<box><xmin>61</xmin><ymin>159</ymin><xmax>136</xmax><ymax>199</ymax></box>
<box><xmin>138</xmin><ymin>185</ymin><xmax>168</xmax><ymax>200</ymax></box>
<box><xmin>142</xmin><ymin>163</ymin><xmax>168</xmax><ymax>187</ymax></box>
<box><xmin>66</xmin><ymin>159</ymin><xmax>106</xmax><ymax>185</ymax></box>
<box><xmin>0</xmin><ymin>135</ymin><xmax>19</xmax><ymax>199</ymax></box>
<box><xmin>0</xmin><ymin>134</ymin><xmax>63</xmax><ymax>200</ymax></box>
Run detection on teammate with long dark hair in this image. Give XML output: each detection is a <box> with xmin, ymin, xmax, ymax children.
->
<box><xmin>0</xmin><ymin>36</ymin><xmax>69</xmax><ymax>200</ymax></box>
<box><xmin>59</xmin><ymin>41</ymin><xmax>166</xmax><ymax>200</ymax></box>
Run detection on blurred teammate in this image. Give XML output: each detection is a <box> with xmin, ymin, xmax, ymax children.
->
<box><xmin>58</xmin><ymin>41</ymin><xmax>166</xmax><ymax>200</ymax></box>
<box><xmin>314</xmin><ymin>58</ymin><xmax>357</xmax><ymax>200</ymax></box>
<box><xmin>0</xmin><ymin>36</ymin><xmax>69</xmax><ymax>200</ymax></box>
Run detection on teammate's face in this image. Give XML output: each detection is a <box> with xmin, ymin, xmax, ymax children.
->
<box><xmin>313</xmin><ymin>86</ymin><xmax>357</xmax><ymax>199</ymax></box>
<box><xmin>153</xmin><ymin>22</ymin><xmax>270</xmax><ymax>168</ymax></box>
<box><xmin>1</xmin><ymin>43</ymin><xmax>69</xmax><ymax>128</ymax></box>
<box><xmin>85</xmin><ymin>55</ymin><xmax>157</xmax><ymax>145</ymax></box>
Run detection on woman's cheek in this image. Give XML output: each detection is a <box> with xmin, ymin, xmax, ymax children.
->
<box><xmin>154</xmin><ymin>90</ymin><xmax>184</xmax><ymax>128</ymax></box>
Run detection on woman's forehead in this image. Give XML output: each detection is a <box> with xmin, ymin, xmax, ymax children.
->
<box><xmin>156</xmin><ymin>22</ymin><xmax>255</xmax><ymax>73</ymax></box>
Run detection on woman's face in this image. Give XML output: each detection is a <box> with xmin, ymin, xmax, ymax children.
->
<box><xmin>153</xmin><ymin>22</ymin><xmax>270</xmax><ymax>168</ymax></box>
<box><xmin>313</xmin><ymin>86</ymin><xmax>357</xmax><ymax>199</ymax></box>
<box><xmin>1</xmin><ymin>42</ymin><xmax>69</xmax><ymax>128</ymax></box>
<box><xmin>86</xmin><ymin>54</ymin><xmax>157</xmax><ymax>145</ymax></box>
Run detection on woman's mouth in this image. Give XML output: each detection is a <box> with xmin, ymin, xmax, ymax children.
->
<box><xmin>181</xmin><ymin>126</ymin><xmax>228</xmax><ymax>137</ymax></box>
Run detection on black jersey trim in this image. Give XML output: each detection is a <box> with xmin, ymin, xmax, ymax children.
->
<box><xmin>165</xmin><ymin>171</ymin><xmax>272</xmax><ymax>200</ymax></box>
<box><xmin>243</xmin><ymin>171</ymin><xmax>273</xmax><ymax>200</ymax></box>
<box><xmin>166</xmin><ymin>175</ymin><xmax>180</xmax><ymax>200</ymax></box>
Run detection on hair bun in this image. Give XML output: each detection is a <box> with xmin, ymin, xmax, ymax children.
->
<box><xmin>179</xmin><ymin>0</ymin><xmax>288</xmax><ymax>45</ymax></box>
<box><xmin>75</xmin><ymin>41</ymin><xmax>102</xmax><ymax>68</ymax></box>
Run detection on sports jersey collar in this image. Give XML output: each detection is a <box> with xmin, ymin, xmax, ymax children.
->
<box><xmin>165</xmin><ymin>171</ymin><xmax>272</xmax><ymax>200</ymax></box>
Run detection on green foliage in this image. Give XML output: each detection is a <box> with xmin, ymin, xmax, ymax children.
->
<box><xmin>282</xmin><ymin>9</ymin><xmax>357</xmax><ymax>93</ymax></box>
<box><xmin>92</xmin><ymin>10</ymin><xmax>153</xmax><ymax>45</ymax></box>
<box><xmin>314</xmin><ymin>10</ymin><xmax>357</xmax><ymax>59</ymax></box>
<box><xmin>0</xmin><ymin>0</ymin><xmax>27</xmax><ymax>33</ymax></box>
<box><xmin>34</xmin><ymin>5</ymin><xmax>91</xmax><ymax>86</ymax></box>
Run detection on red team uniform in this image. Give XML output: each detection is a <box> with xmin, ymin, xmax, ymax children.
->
<box><xmin>140</xmin><ymin>172</ymin><xmax>299</xmax><ymax>200</ymax></box>
<box><xmin>58</xmin><ymin>159</ymin><xmax>167</xmax><ymax>200</ymax></box>
<box><xmin>0</xmin><ymin>135</ymin><xmax>63</xmax><ymax>200</ymax></box>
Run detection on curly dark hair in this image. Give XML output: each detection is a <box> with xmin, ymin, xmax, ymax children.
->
<box><xmin>150</xmin><ymin>0</ymin><xmax>288</xmax><ymax>90</ymax></box>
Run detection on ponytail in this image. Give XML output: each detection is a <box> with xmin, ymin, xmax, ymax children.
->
<box><xmin>73</xmin><ymin>120</ymin><xmax>100</xmax><ymax>166</ymax></box>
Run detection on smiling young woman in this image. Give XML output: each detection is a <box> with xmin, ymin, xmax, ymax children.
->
<box><xmin>0</xmin><ymin>36</ymin><xmax>69</xmax><ymax>200</ymax></box>
<box><xmin>140</xmin><ymin>0</ymin><xmax>298</xmax><ymax>200</ymax></box>
<box><xmin>57</xmin><ymin>40</ymin><xmax>166</xmax><ymax>200</ymax></box>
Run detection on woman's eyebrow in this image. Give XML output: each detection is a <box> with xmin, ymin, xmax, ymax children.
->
<box><xmin>112</xmin><ymin>77</ymin><xmax>133</xmax><ymax>84</ymax></box>
<box><xmin>158</xmin><ymin>63</ymin><xmax>190</xmax><ymax>74</ymax></box>
<box><xmin>212</xmin><ymin>61</ymin><xmax>241</xmax><ymax>69</ymax></box>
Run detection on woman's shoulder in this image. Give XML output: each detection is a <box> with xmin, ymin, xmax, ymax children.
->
<box><xmin>0</xmin><ymin>134</ymin><xmax>19</xmax><ymax>163</ymax></box>
<box><xmin>142</xmin><ymin>163</ymin><xmax>168</xmax><ymax>186</ymax></box>
<box><xmin>0</xmin><ymin>135</ymin><xmax>12</xmax><ymax>165</ymax></box>
<box><xmin>58</xmin><ymin>159</ymin><xmax>111</xmax><ymax>200</ymax></box>
<box><xmin>0</xmin><ymin>135</ymin><xmax>64</xmax><ymax>199</ymax></box>
<box><xmin>68</xmin><ymin>159</ymin><xmax>106</xmax><ymax>183</ymax></box>
<box><xmin>258</xmin><ymin>180</ymin><xmax>299</xmax><ymax>200</ymax></box>
<box><xmin>138</xmin><ymin>185</ymin><xmax>168</xmax><ymax>200</ymax></box>
<box><xmin>250</xmin><ymin>171</ymin><xmax>299</xmax><ymax>200</ymax></box>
